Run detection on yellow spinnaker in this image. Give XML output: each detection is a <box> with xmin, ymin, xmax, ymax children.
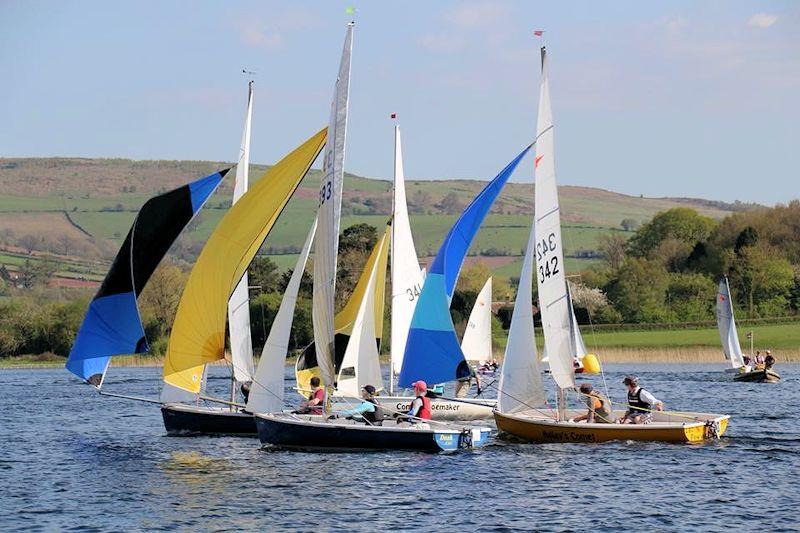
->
<box><xmin>334</xmin><ymin>223</ymin><xmax>390</xmax><ymax>341</ymax></box>
<box><xmin>164</xmin><ymin>128</ymin><xmax>326</xmax><ymax>392</ymax></box>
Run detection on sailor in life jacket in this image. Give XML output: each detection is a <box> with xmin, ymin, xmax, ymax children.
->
<box><xmin>619</xmin><ymin>376</ymin><xmax>663</xmax><ymax>425</ymax></box>
<box><xmin>404</xmin><ymin>380</ymin><xmax>432</xmax><ymax>422</ymax></box>
<box><xmin>331</xmin><ymin>385</ymin><xmax>384</xmax><ymax>426</ymax></box>
<box><xmin>571</xmin><ymin>383</ymin><xmax>613</xmax><ymax>423</ymax></box>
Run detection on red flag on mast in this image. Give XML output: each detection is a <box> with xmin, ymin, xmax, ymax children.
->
<box><xmin>533</xmin><ymin>30</ymin><xmax>544</xmax><ymax>37</ymax></box>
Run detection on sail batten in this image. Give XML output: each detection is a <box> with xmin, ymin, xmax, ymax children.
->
<box><xmin>313</xmin><ymin>23</ymin><xmax>354</xmax><ymax>389</ymax></box>
<box><xmin>389</xmin><ymin>125</ymin><xmax>424</xmax><ymax>380</ymax></box>
<box><xmin>65</xmin><ymin>169</ymin><xmax>227</xmax><ymax>386</ymax></box>
<box><xmin>398</xmin><ymin>145</ymin><xmax>532</xmax><ymax>388</ymax></box>
<box><xmin>163</xmin><ymin>128</ymin><xmax>326</xmax><ymax>392</ymax></box>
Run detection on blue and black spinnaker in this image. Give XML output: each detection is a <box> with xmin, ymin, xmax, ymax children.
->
<box><xmin>65</xmin><ymin>169</ymin><xmax>228</xmax><ymax>386</ymax></box>
<box><xmin>398</xmin><ymin>146</ymin><xmax>532</xmax><ymax>388</ymax></box>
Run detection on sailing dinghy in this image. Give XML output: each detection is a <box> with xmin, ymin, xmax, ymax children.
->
<box><xmin>493</xmin><ymin>47</ymin><xmax>729</xmax><ymax>443</ymax></box>
<box><xmin>255</xmin><ymin>23</ymin><xmax>491</xmax><ymax>451</ymax></box>
<box><xmin>716</xmin><ymin>277</ymin><xmax>780</xmax><ymax>383</ymax></box>
<box><xmin>462</xmin><ymin>277</ymin><xmax>494</xmax><ymax>373</ymax></box>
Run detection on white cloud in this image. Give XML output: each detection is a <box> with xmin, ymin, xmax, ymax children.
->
<box><xmin>418</xmin><ymin>33</ymin><xmax>465</xmax><ymax>53</ymax></box>
<box><xmin>747</xmin><ymin>13</ymin><xmax>778</xmax><ymax>28</ymax></box>
<box><xmin>238</xmin><ymin>8</ymin><xmax>321</xmax><ymax>49</ymax></box>
<box><xmin>241</xmin><ymin>26</ymin><xmax>283</xmax><ymax>49</ymax></box>
<box><xmin>443</xmin><ymin>1</ymin><xmax>509</xmax><ymax>29</ymax></box>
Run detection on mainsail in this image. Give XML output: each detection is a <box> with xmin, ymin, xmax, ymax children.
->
<box><xmin>246</xmin><ymin>218</ymin><xmax>317</xmax><ymax>414</ymax></box>
<box><xmin>228</xmin><ymin>80</ymin><xmax>256</xmax><ymax>385</ymax></box>
<box><xmin>313</xmin><ymin>22</ymin><xmax>354</xmax><ymax>388</ymax></box>
<box><xmin>65</xmin><ymin>169</ymin><xmax>227</xmax><ymax>386</ymax></box>
<box><xmin>498</xmin><ymin>221</ymin><xmax>546</xmax><ymax>413</ymax></box>
<box><xmin>716</xmin><ymin>276</ymin><xmax>745</xmax><ymax>368</ymax></box>
<box><xmin>336</xmin><ymin>228</ymin><xmax>390</xmax><ymax>397</ymax></box>
<box><xmin>461</xmin><ymin>277</ymin><xmax>493</xmax><ymax>363</ymax></box>
<box><xmin>389</xmin><ymin>124</ymin><xmax>424</xmax><ymax>384</ymax></box>
<box><xmin>398</xmin><ymin>145</ymin><xmax>532</xmax><ymax>388</ymax></box>
<box><xmin>163</xmin><ymin>128</ymin><xmax>326</xmax><ymax>392</ymax></box>
<box><xmin>533</xmin><ymin>47</ymin><xmax>576</xmax><ymax>393</ymax></box>
<box><xmin>297</xmin><ymin>223</ymin><xmax>389</xmax><ymax>392</ymax></box>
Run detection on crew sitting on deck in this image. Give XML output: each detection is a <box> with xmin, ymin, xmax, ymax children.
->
<box><xmin>572</xmin><ymin>383</ymin><xmax>613</xmax><ymax>423</ymax></box>
<box><xmin>619</xmin><ymin>376</ymin><xmax>663</xmax><ymax>425</ymax></box>
<box><xmin>765</xmin><ymin>350</ymin><xmax>775</xmax><ymax>370</ymax></box>
<box><xmin>296</xmin><ymin>376</ymin><xmax>325</xmax><ymax>415</ymax></box>
<box><xmin>330</xmin><ymin>385</ymin><xmax>383</xmax><ymax>426</ymax></box>
<box><xmin>754</xmin><ymin>351</ymin><xmax>765</xmax><ymax>367</ymax></box>
<box><xmin>401</xmin><ymin>380</ymin><xmax>432</xmax><ymax>423</ymax></box>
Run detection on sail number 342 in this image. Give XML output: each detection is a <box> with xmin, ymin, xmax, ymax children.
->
<box><xmin>536</xmin><ymin>232</ymin><xmax>560</xmax><ymax>282</ymax></box>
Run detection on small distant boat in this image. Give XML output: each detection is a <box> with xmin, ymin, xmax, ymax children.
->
<box><xmin>494</xmin><ymin>47</ymin><xmax>729</xmax><ymax>444</ymax></box>
<box><xmin>716</xmin><ymin>276</ymin><xmax>780</xmax><ymax>382</ymax></box>
<box><xmin>462</xmin><ymin>277</ymin><xmax>494</xmax><ymax>366</ymax></box>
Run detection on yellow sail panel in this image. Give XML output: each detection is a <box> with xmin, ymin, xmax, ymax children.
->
<box><xmin>333</xmin><ymin>225</ymin><xmax>390</xmax><ymax>338</ymax></box>
<box><xmin>164</xmin><ymin>128</ymin><xmax>327</xmax><ymax>392</ymax></box>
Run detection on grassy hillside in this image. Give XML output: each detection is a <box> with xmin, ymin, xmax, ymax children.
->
<box><xmin>0</xmin><ymin>157</ymin><xmax>748</xmax><ymax>281</ymax></box>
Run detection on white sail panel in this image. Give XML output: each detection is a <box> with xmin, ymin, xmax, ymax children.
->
<box><xmin>228</xmin><ymin>81</ymin><xmax>255</xmax><ymax>383</ymax></box>
<box><xmin>533</xmin><ymin>48</ymin><xmax>576</xmax><ymax>391</ymax></box>
<box><xmin>247</xmin><ymin>219</ymin><xmax>317</xmax><ymax>414</ymax></box>
<box><xmin>336</xmin><ymin>234</ymin><xmax>386</xmax><ymax>397</ymax></box>
<box><xmin>499</xmin><ymin>224</ymin><xmax>546</xmax><ymax>413</ymax></box>
<box><xmin>390</xmin><ymin>125</ymin><xmax>424</xmax><ymax>377</ymax></box>
<box><xmin>313</xmin><ymin>23</ymin><xmax>354</xmax><ymax>388</ymax></box>
<box><xmin>716</xmin><ymin>277</ymin><xmax>745</xmax><ymax>368</ymax></box>
<box><xmin>567</xmin><ymin>286</ymin><xmax>588</xmax><ymax>358</ymax></box>
<box><xmin>461</xmin><ymin>277</ymin><xmax>493</xmax><ymax>363</ymax></box>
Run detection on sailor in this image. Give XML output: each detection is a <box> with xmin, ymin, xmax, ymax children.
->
<box><xmin>619</xmin><ymin>376</ymin><xmax>663</xmax><ymax>425</ymax></box>
<box><xmin>455</xmin><ymin>361</ymin><xmax>482</xmax><ymax>398</ymax></box>
<box><xmin>403</xmin><ymin>380</ymin><xmax>432</xmax><ymax>422</ymax></box>
<box><xmin>572</xmin><ymin>383</ymin><xmax>613</xmax><ymax>423</ymax></box>
<box><xmin>331</xmin><ymin>385</ymin><xmax>384</xmax><ymax>426</ymax></box>
<box><xmin>297</xmin><ymin>376</ymin><xmax>325</xmax><ymax>415</ymax></box>
<box><xmin>754</xmin><ymin>350</ymin><xmax>765</xmax><ymax>367</ymax></box>
<box><xmin>764</xmin><ymin>350</ymin><xmax>776</xmax><ymax>370</ymax></box>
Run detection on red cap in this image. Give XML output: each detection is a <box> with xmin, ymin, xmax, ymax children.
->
<box><xmin>412</xmin><ymin>380</ymin><xmax>427</xmax><ymax>392</ymax></box>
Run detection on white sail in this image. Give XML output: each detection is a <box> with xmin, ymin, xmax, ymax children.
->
<box><xmin>567</xmin><ymin>286</ymin><xmax>587</xmax><ymax>359</ymax></box>
<box><xmin>312</xmin><ymin>23</ymin><xmax>354</xmax><ymax>388</ymax></box>
<box><xmin>716</xmin><ymin>277</ymin><xmax>745</xmax><ymax>368</ymax></box>
<box><xmin>335</xmin><ymin>236</ymin><xmax>386</xmax><ymax>398</ymax></box>
<box><xmin>461</xmin><ymin>277</ymin><xmax>493</xmax><ymax>363</ymax></box>
<box><xmin>247</xmin><ymin>218</ymin><xmax>317</xmax><ymax>414</ymax></box>
<box><xmin>228</xmin><ymin>80</ymin><xmax>255</xmax><ymax>384</ymax></box>
<box><xmin>390</xmin><ymin>124</ymin><xmax>424</xmax><ymax>380</ymax></box>
<box><xmin>533</xmin><ymin>47</ymin><xmax>576</xmax><ymax>392</ymax></box>
<box><xmin>499</xmin><ymin>224</ymin><xmax>546</xmax><ymax>413</ymax></box>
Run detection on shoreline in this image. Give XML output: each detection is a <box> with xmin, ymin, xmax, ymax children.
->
<box><xmin>3</xmin><ymin>347</ymin><xmax>798</xmax><ymax>369</ymax></box>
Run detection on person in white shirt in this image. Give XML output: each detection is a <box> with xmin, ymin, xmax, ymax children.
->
<box><xmin>619</xmin><ymin>376</ymin><xmax>663</xmax><ymax>425</ymax></box>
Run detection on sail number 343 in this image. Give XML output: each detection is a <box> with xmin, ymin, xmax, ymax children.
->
<box><xmin>536</xmin><ymin>232</ymin><xmax>560</xmax><ymax>282</ymax></box>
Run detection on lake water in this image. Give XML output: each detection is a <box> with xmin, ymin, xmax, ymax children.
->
<box><xmin>2</xmin><ymin>363</ymin><xmax>799</xmax><ymax>532</ymax></box>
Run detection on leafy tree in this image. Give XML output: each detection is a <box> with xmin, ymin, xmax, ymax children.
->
<box><xmin>139</xmin><ymin>262</ymin><xmax>187</xmax><ymax>339</ymax></box>
<box><xmin>734</xmin><ymin>226</ymin><xmax>758</xmax><ymax>255</ymax></box>
<box><xmin>666</xmin><ymin>272</ymin><xmax>715</xmax><ymax>322</ymax></box>
<box><xmin>439</xmin><ymin>192</ymin><xmax>463</xmax><ymax>215</ymax></box>
<box><xmin>20</xmin><ymin>259</ymin><xmax>57</xmax><ymax>288</ymax></box>
<box><xmin>620</xmin><ymin>218</ymin><xmax>638</xmax><ymax>231</ymax></box>
<box><xmin>606</xmin><ymin>258</ymin><xmax>669</xmax><ymax>323</ymax></box>
<box><xmin>628</xmin><ymin>208</ymin><xmax>716</xmax><ymax>258</ymax></box>
<box><xmin>732</xmin><ymin>243</ymin><xmax>794</xmax><ymax>317</ymax></box>
<box><xmin>249</xmin><ymin>256</ymin><xmax>282</xmax><ymax>293</ymax></box>
<box><xmin>597</xmin><ymin>232</ymin><xmax>627</xmax><ymax>271</ymax></box>
<box><xmin>339</xmin><ymin>223</ymin><xmax>378</xmax><ymax>255</ymax></box>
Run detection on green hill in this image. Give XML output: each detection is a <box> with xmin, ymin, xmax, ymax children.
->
<box><xmin>0</xmin><ymin>157</ymin><xmax>752</xmax><ymax>281</ymax></box>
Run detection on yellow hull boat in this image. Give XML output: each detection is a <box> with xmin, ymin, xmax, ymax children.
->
<box><xmin>494</xmin><ymin>409</ymin><xmax>729</xmax><ymax>444</ymax></box>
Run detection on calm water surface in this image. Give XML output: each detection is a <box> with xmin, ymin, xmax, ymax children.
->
<box><xmin>2</xmin><ymin>363</ymin><xmax>799</xmax><ymax>532</ymax></box>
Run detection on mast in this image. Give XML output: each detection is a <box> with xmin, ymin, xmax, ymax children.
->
<box><xmin>533</xmin><ymin>46</ymin><xmax>575</xmax><ymax>421</ymax></box>
<box><xmin>228</xmin><ymin>79</ymin><xmax>256</xmax><ymax>405</ymax></box>
<box><xmin>312</xmin><ymin>22</ymin><xmax>354</xmax><ymax>397</ymax></box>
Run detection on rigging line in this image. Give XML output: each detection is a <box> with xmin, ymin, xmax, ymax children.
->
<box><xmin>571</xmin><ymin>388</ymin><xmax>706</xmax><ymax>423</ymax></box>
<box><xmin>483</xmin><ymin>381</ymin><xmax>558</xmax><ymax>421</ymax></box>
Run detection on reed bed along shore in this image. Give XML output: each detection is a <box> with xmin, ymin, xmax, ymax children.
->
<box><xmin>3</xmin><ymin>347</ymin><xmax>799</xmax><ymax>370</ymax></box>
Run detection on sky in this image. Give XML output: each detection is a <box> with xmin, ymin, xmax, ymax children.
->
<box><xmin>1</xmin><ymin>0</ymin><xmax>798</xmax><ymax>204</ymax></box>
